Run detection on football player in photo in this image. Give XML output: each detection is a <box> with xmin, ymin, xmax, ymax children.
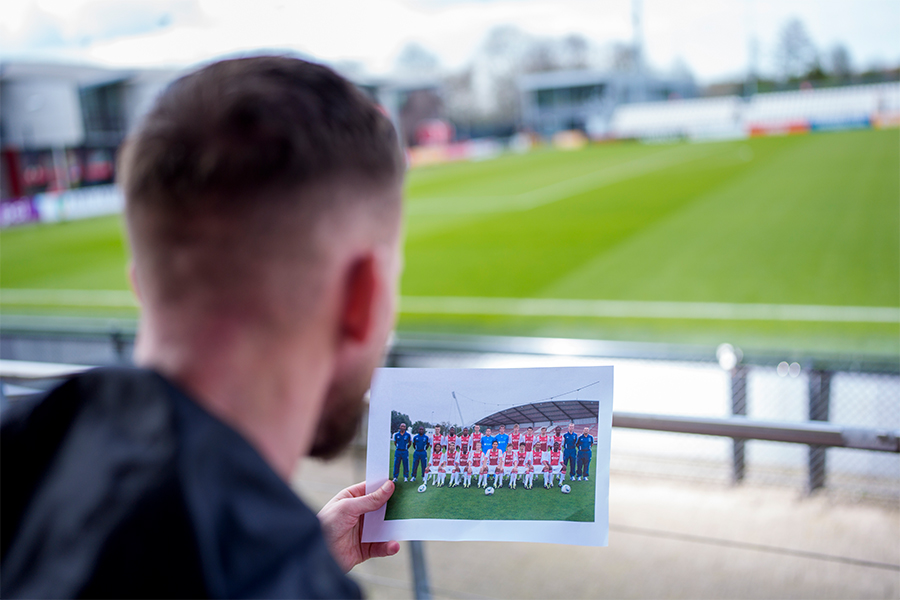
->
<box><xmin>510</xmin><ymin>424</ymin><xmax>521</xmax><ymax>451</ymax></box>
<box><xmin>516</xmin><ymin>443</ymin><xmax>528</xmax><ymax>483</ymax></box>
<box><xmin>428</xmin><ymin>443</ymin><xmax>444</xmax><ymax>485</ymax></box>
<box><xmin>446</xmin><ymin>427</ymin><xmax>457</xmax><ymax>452</ymax></box>
<box><xmin>494</xmin><ymin>425</ymin><xmax>510</xmax><ymax>452</ymax></box>
<box><xmin>459</xmin><ymin>427</ymin><xmax>470</xmax><ymax>453</ymax></box>
<box><xmin>552</xmin><ymin>426</ymin><xmax>564</xmax><ymax>454</ymax></box>
<box><xmin>524</xmin><ymin>461</ymin><xmax>535</xmax><ymax>489</ymax></box>
<box><xmin>531</xmin><ymin>443</ymin><xmax>543</xmax><ymax>474</ymax></box>
<box><xmin>523</xmin><ymin>426</ymin><xmax>535</xmax><ymax>452</ymax></box>
<box><xmin>458</xmin><ymin>448</ymin><xmax>472</xmax><ymax>488</ymax></box>
<box><xmin>549</xmin><ymin>442</ymin><xmax>563</xmax><ymax>487</ymax></box>
<box><xmin>436</xmin><ymin>461</ymin><xmax>447</xmax><ymax>487</ymax></box>
<box><xmin>486</xmin><ymin>440</ymin><xmax>502</xmax><ymax>486</ymax></box>
<box><xmin>541</xmin><ymin>460</ymin><xmax>553</xmax><ymax>489</ymax></box>
<box><xmin>445</xmin><ymin>442</ymin><xmax>458</xmax><ymax>487</ymax></box>
<box><xmin>471</xmin><ymin>425</ymin><xmax>482</xmax><ymax>454</ymax></box>
<box><xmin>503</xmin><ymin>445</ymin><xmax>516</xmax><ymax>488</ymax></box>
<box><xmin>538</xmin><ymin>426</ymin><xmax>549</xmax><ymax>453</ymax></box>
<box><xmin>478</xmin><ymin>462</ymin><xmax>490</xmax><ymax>488</ymax></box>
<box><xmin>480</xmin><ymin>427</ymin><xmax>494</xmax><ymax>455</ymax></box>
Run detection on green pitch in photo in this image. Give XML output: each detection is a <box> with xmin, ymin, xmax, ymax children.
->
<box><xmin>385</xmin><ymin>448</ymin><xmax>596</xmax><ymax>522</ymax></box>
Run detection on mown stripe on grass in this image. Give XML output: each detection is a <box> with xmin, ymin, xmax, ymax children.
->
<box><xmin>407</xmin><ymin>143</ymin><xmax>718</xmax><ymax>216</ymax></box>
<box><xmin>400</xmin><ymin>296</ymin><xmax>900</xmax><ymax>323</ymax></box>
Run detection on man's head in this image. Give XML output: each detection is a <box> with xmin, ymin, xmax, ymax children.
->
<box><xmin>526</xmin><ymin>426</ymin><xmax>533</xmax><ymax>434</ymax></box>
<box><xmin>418</xmin><ymin>427</ymin><xmax>425</xmax><ymax>435</ymax></box>
<box><xmin>398</xmin><ymin>423</ymin><xmax>407</xmax><ymax>434</ymax></box>
<box><xmin>462</xmin><ymin>427</ymin><xmax>469</xmax><ymax>436</ymax></box>
<box><xmin>449</xmin><ymin>427</ymin><xmax>455</xmax><ymax>436</ymax></box>
<box><xmin>119</xmin><ymin>56</ymin><xmax>405</xmax><ymax>461</ymax></box>
<box><xmin>434</xmin><ymin>426</ymin><xmax>441</xmax><ymax>434</ymax></box>
<box><xmin>583</xmin><ymin>427</ymin><xmax>590</xmax><ymax>435</ymax></box>
<box><xmin>555</xmin><ymin>426</ymin><xmax>561</xmax><ymax>435</ymax></box>
<box><xmin>485</xmin><ymin>428</ymin><xmax>492</xmax><ymax>436</ymax></box>
<box><xmin>540</xmin><ymin>427</ymin><xmax>547</xmax><ymax>434</ymax></box>
<box><xmin>473</xmin><ymin>425</ymin><xmax>480</xmax><ymax>433</ymax></box>
<box><xmin>568</xmin><ymin>423</ymin><xmax>575</xmax><ymax>433</ymax></box>
<box><xmin>512</xmin><ymin>424</ymin><xmax>519</xmax><ymax>432</ymax></box>
<box><xmin>499</xmin><ymin>425</ymin><xmax>506</xmax><ymax>433</ymax></box>
<box><xmin>492</xmin><ymin>440</ymin><xmax>499</xmax><ymax>449</ymax></box>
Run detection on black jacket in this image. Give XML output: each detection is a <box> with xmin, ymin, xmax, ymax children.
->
<box><xmin>1</xmin><ymin>367</ymin><xmax>361</xmax><ymax>599</ymax></box>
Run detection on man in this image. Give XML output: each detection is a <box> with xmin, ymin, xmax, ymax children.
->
<box><xmin>392</xmin><ymin>422</ymin><xmax>411</xmax><ymax>482</ymax></box>
<box><xmin>576</xmin><ymin>426</ymin><xmax>596</xmax><ymax>481</ymax></box>
<box><xmin>428</xmin><ymin>443</ymin><xmax>444</xmax><ymax>486</ymax></box>
<box><xmin>563</xmin><ymin>422</ymin><xmax>578</xmax><ymax>481</ymax></box>
<box><xmin>494</xmin><ymin>424</ymin><xmax>510</xmax><ymax>452</ymax></box>
<box><xmin>538</xmin><ymin>426</ymin><xmax>549</xmax><ymax>452</ymax></box>
<box><xmin>470</xmin><ymin>424</ymin><xmax>482</xmax><ymax>453</ymax></box>
<box><xmin>480</xmin><ymin>427</ymin><xmax>495</xmax><ymax>455</ymax></box>
<box><xmin>446</xmin><ymin>426</ymin><xmax>457</xmax><ymax>452</ymax></box>
<box><xmin>510</xmin><ymin>424</ymin><xmax>521</xmax><ymax>451</ymax></box>
<box><xmin>432</xmin><ymin>425</ymin><xmax>443</xmax><ymax>449</ymax></box>
<box><xmin>411</xmin><ymin>426</ymin><xmax>430</xmax><ymax>482</ymax></box>
<box><xmin>1</xmin><ymin>57</ymin><xmax>404</xmax><ymax>598</ymax></box>
<box><xmin>523</xmin><ymin>425</ymin><xmax>535</xmax><ymax>452</ymax></box>
<box><xmin>459</xmin><ymin>427</ymin><xmax>470</xmax><ymax>453</ymax></box>
<box><xmin>486</xmin><ymin>440</ymin><xmax>503</xmax><ymax>486</ymax></box>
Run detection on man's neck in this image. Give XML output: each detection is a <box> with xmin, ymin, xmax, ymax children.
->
<box><xmin>134</xmin><ymin>312</ymin><xmax>331</xmax><ymax>481</ymax></box>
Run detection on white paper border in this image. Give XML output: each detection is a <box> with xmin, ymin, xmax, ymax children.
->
<box><xmin>362</xmin><ymin>366</ymin><xmax>613</xmax><ymax>547</ymax></box>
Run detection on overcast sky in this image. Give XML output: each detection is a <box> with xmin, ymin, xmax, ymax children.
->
<box><xmin>374</xmin><ymin>366</ymin><xmax>610</xmax><ymax>426</ymax></box>
<box><xmin>1</xmin><ymin>0</ymin><xmax>898</xmax><ymax>82</ymax></box>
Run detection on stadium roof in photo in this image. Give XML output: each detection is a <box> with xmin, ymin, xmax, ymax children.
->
<box><xmin>476</xmin><ymin>400</ymin><xmax>598</xmax><ymax>428</ymax></box>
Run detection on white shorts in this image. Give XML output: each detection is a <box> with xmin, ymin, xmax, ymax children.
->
<box><xmin>552</xmin><ymin>465</ymin><xmax>562</xmax><ymax>475</ymax></box>
<box><xmin>429</xmin><ymin>466</ymin><xmax>439</xmax><ymax>474</ymax></box>
<box><xmin>503</xmin><ymin>466</ymin><xmax>514</xmax><ymax>475</ymax></box>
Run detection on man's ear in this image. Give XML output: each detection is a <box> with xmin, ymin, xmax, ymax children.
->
<box><xmin>128</xmin><ymin>262</ymin><xmax>142</xmax><ymax>304</ymax></box>
<box><xmin>341</xmin><ymin>254</ymin><xmax>378</xmax><ymax>343</ymax></box>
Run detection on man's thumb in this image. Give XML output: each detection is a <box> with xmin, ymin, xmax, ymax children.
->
<box><xmin>344</xmin><ymin>480</ymin><xmax>394</xmax><ymax>515</ymax></box>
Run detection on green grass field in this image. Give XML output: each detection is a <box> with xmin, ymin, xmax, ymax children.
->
<box><xmin>385</xmin><ymin>448</ymin><xmax>596</xmax><ymax>521</ymax></box>
<box><xmin>2</xmin><ymin>129</ymin><xmax>898</xmax><ymax>355</ymax></box>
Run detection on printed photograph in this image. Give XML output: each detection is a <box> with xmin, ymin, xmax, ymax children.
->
<box><xmin>367</xmin><ymin>367</ymin><xmax>611</xmax><ymax>531</ymax></box>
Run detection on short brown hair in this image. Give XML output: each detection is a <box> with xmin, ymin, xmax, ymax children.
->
<box><xmin>119</xmin><ymin>56</ymin><xmax>404</xmax><ymax>314</ymax></box>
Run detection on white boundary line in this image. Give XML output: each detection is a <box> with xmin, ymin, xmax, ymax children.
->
<box><xmin>399</xmin><ymin>296</ymin><xmax>900</xmax><ymax>323</ymax></box>
<box><xmin>3</xmin><ymin>289</ymin><xmax>897</xmax><ymax>323</ymax></box>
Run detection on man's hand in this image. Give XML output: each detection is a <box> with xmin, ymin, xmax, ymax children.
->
<box><xmin>317</xmin><ymin>481</ymin><xmax>400</xmax><ymax>572</ymax></box>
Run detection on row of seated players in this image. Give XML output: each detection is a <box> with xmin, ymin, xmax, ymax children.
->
<box><xmin>392</xmin><ymin>422</ymin><xmax>595</xmax><ymax>488</ymax></box>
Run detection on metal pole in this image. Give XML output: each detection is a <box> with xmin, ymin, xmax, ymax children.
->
<box><xmin>730</xmin><ymin>365</ymin><xmax>748</xmax><ymax>483</ymax></box>
<box><xmin>807</xmin><ymin>369</ymin><xmax>832</xmax><ymax>493</ymax></box>
<box><xmin>408</xmin><ymin>540</ymin><xmax>431</xmax><ymax>600</ymax></box>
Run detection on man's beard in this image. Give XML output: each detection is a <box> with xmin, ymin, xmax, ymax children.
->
<box><xmin>309</xmin><ymin>369</ymin><xmax>370</xmax><ymax>460</ymax></box>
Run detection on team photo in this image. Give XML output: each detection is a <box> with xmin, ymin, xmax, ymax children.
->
<box><xmin>365</xmin><ymin>366</ymin><xmax>611</xmax><ymax>528</ymax></box>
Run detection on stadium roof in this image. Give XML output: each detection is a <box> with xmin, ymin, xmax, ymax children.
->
<box><xmin>475</xmin><ymin>400</ymin><xmax>598</xmax><ymax>428</ymax></box>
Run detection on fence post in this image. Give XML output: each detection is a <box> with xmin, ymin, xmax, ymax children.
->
<box><xmin>807</xmin><ymin>369</ymin><xmax>832</xmax><ymax>493</ymax></box>
<box><xmin>408</xmin><ymin>540</ymin><xmax>432</xmax><ymax>600</ymax></box>
<box><xmin>730</xmin><ymin>365</ymin><xmax>748</xmax><ymax>483</ymax></box>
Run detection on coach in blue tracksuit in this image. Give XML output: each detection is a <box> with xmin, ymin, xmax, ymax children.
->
<box><xmin>480</xmin><ymin>427</ymin><xmax>495</xmax><ymax>455</ymax></box>
<box><xmin>576</xmin><ymin>426</ymin><xmax>595</xmax><ymax>481</ymax></box>
<box><xmin>393</xmin><ymin>422</ymin><xmax>412</xmax><ymax>482</ymax></box>
<box><xmin>411</xmin><ymin>426</ymin><xmax>430</xmax><ymax>482</ymax></box>
<box><xmin>563</xmin><ymin>422</ymin><xmax>578</xmax><ymax>480</ymax></box>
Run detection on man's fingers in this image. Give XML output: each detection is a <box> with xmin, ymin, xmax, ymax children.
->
<box><xmin>364</xmin><ymin>540</ymin><xmax>400</xmax><ymax>560</ymax></box>
<box><xmin>341</xmin><ymin>480</ymin><xmax>394</xmax><ymax>516</ymax></box>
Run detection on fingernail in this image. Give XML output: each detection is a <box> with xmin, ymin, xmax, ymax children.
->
<box><xmin>381</xmin><ymin>481</ymin><xmax>392</xmax><ymax>492</ymax></box>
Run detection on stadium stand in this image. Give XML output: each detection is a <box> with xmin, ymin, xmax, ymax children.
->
<box><xmin>607</xmin><ymin>82</ymin><xmax>900</xmax><ymax>141</ymax></box>
<box><xmin>475</xmin><ymin>400</ymin><xmax>598</xmax><ymax>429</ymax></box>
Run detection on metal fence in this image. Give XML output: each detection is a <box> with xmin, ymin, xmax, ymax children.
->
<box><xmin>2</xmin><ymin>317</ymin><xmax>898</xmax><ymax>503</ymax></box>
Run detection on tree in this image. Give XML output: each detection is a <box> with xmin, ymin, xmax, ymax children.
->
<box><xmin>394</xmin><ymin>42</ymin><xmax>441</xmax><ymax>77</ymax></box>
<box><xmin>391</xmin><ymin>410</ymin><xmax>411</xmax><ymax>433</ymax></box>
<box><xmin>775</xmin><ymin>18</ymin><xmax>818</xmax><ymax>81</ymax></box>
<box><xmin>411</xmin><ymin>420</ymin><xmax>431</xmax><ymax>433</ymax></box>
<box><xmin>828</xmin><ymin>44</ymin><xmax>853</xmax><ymax>81</ymax></box>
